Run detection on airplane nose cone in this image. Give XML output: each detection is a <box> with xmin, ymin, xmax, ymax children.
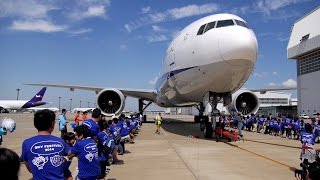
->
<box><xmin>219</xmin><ymin>29</ymin><xmax>258</xmax><ymax>63</ymax></box>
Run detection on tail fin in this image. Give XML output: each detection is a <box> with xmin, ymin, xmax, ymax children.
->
<box><xmin>29</xmin><ymin>87</ymin><xmax>47</xmax><ymax>102</ymax></box>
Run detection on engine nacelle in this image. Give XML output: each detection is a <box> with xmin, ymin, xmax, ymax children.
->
<box><xmin>96</xmin><ymin>88</ymin><xmax>125</xmax><ymax>116</ymax></box>
<box><xmin>227</xmin><ymin>90</ymin><xmax>259</xmax><ymax>115</ymax></box>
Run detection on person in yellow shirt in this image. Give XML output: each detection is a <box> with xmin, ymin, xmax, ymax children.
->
<box><xmin>155</xmin><ymin>113</ymin><xmax>162</xmax><ymax>134</ymax></box>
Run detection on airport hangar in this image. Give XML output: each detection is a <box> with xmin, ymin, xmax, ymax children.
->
<box><xmin>166</xmin><ymin>91</ymin><xmax>297</xmax><ymax>116</ymax></box>
<box><xmin>287</xmin><ymin>6</ymin><xmax>320</xmax><ymax>117</ymax></box>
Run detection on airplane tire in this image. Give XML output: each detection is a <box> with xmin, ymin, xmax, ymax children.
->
<box><xmin>204</xmin><ymin>122</ymin><xmax>213</xmax><ymax>138</ymax></box>
<box><xmin>194</xmin><ymin>116</ymin><xmax>200</xmax><ymax>123</ymax></box>
<box><xmin>199</xmin><ymin>116</ymin><xmax>208</xmax><ymax>131</ymax></box>
<box><xmin>216</xmin><ymin>135</ymin><xmax>220</xmax><ymax>142</ymax></box>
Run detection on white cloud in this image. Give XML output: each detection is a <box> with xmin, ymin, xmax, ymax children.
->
<box><xmin>268</xmin><ymin>82</ymin><xmax>280</xmax><ymax>87</ymax></box>
<box><xmin>149</xmin><ymin>77</ymin><xmax>158</xmax><ymax>85</ymax></box>
<box><xmin>124</xmin><ymin>3</ymin><xmax>219</xmax><ymax>32</ymax></box>
<box><xmin>272</xmin><ymin>71</ymin><xmax>278</xmax><ymax>76</ymax></box>
<box><xmin>120</xmin><ymin>44</ymin><xmax>127</xmax><ymax>50</ymax></box>
<box><xmin>141</xmin><ymin>6</ymin><xmax>151</xmax><ymax>14</ymax></box>
<box><xmin>68</xmin><ymin>5</ymin><xmax>106</xmax><ymax>21</ymax></box>
<box><xmin>253</xmin><ymin>72</ymin><xmax>269</xmax><ymax>78</ymax></box>
<box><xmin>124</xmin><ymin>24</ymin><xmax>133</xmax><ymax>33</ymax></box>
<box><xmin>148</xmin><ymin>12</ymin><xmax>167</xmax><ymax>23</ymax></box>
<box><xmin>152</xmin><ymin>25</ymin><xmax>166</xmax><ymax>32</ymax></box>
<box><xmin>282</xmin><ymin>78</ymin><xmax>297</xmax><ymax>88</ymax></box>
<box><xmin>168</xmin><ymin>4</ymin><xmax>218</xmax><ymax>20</ymax></box>
<box><xmin>0</xmin><ymin>0</ymin><xmax>54</xmax><ymax>19</ymax></box>
<box><xmin>9</xmin><ymin>19</ymin><xmax>66</xmax><ymax>33</ymax></box>
<box><xmin>262</xmin><ymin>0</ymin><xmax>298</xmax><ymax>13</ymax></box>
<box><xmin>147</xmin><ymin>34</ymin><xmax>168</xmax><ymax>43</ymax></box>
<box><xmin>69</xmin><ymin>28</ymin><xmax>92</xmax><ymax>35</ymax></box>
<box><xmin>67</xmin><ymin>0</ymin><xmax>110</xmax><ymax>21</ymax></box>
<box><xmin>230</xmin><ymin>0</ymin><xmax>308</xmax><ymax>21</ymax></box>
<box><xmin>85</xmin><ymin>6</ymin><xmax>105</xmax><ymax>17</ymax></box>
<box><xmin>258</xmin><ymin>32</ymin><xmax>290</xmax><ymax>42</ymax></box>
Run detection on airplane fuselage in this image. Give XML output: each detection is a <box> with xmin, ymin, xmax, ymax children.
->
<box><xmin>0</xmin><ymin>100</ymin><xmax>46</xmax><ymax>109</ymax></box>
<box><xmin>155</xmin><ymin>14</ymin><xmax>258</xmax><ymax>107</ymax></box>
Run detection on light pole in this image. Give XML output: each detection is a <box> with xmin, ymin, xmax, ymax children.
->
<box><xmin>94</xmin><ymin>103</ymin><xmax>96</xmax><ymax>108</ymax></box>
<box><xmin>59</xmin><ymin>97</ymin><xmax>61</xmax><ymax>112</ymax></box>
<box><xmin>16</xmin><ymin>89</ymin><xmax>20</xmax><ymax>100</ymax></box>
<box><xmin>80</xmin><ymin>100</ymin><xmax>82</xmax><ymax>108</ymax></box>
<box><xmin>87</xmin><ymin>102</ymin><xmax>89</xmax><ymax>108</ymax></box>
<box><xmin>70</xmin><ymin>98</ymin><xmax>72</xmax><ymax>112</ymax></box>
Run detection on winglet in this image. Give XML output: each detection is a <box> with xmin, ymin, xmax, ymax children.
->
<box><xmin>28</xmin><ymin>87</ymin><xmax>47</xmax><ymax>102</ymax></box>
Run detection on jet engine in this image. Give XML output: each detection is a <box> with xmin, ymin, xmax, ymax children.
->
<box><xmin>96</xmin><ymin>89</ymin><xmax>125</xmax><ymax>116</ymax></box>
<box><xmin>227</xmin><ymin>90</ymin><xmax>259</xmax><ymax>115</ymax></box>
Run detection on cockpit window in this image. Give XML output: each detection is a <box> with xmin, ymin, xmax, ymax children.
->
<box><xmin>204</xmin><ymin>21</ymin><xmax>216</xmax><ymax>33</ymax></box>
<box><xmin>197</xmin><ymin>24</ymin><xmax>206</xmax><ymax>35</ymax></box>
<box><xmin>216</xmin><ymin>20</ymin><xmax>234</xmax><ymax>28</ymax></box>
<box><xmin>235</xmin><ymin>20</ymin><xmax>249</xmax><ymax>28</ymax></box>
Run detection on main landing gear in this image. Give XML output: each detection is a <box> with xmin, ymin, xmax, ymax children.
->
<box><xmin>138</xmin><ymin>99</ymin><xmax>152</xmax><ymax>122</ymax></box>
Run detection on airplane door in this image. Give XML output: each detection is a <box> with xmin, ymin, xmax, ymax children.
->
<box><xmin>168</xmin><ymin>45</ymin><xmax>175</xmax><ymax>69</ymax></box>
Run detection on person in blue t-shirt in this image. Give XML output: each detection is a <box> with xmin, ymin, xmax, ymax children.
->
<box><xmin>300</xmin><ymin>123</ymin><xmax>317</xmax><ymax>164</ymax></box>
<box><xmin>293</xmin><ymin>116</ymin><xmax>301</xmax><ymax>140</ymax></box>
<box><xmin>98</xmin><ymin>119</ymin><xmax>116</xmax><ymax>178</ymax></box>
<box><xmin>68</xmin><ymin>125</ymin><xmax>100</xmax><ymax>180</ymax></box>
<box><xmin>83</xmin><ymin>108</ymin><xmax>101</xmax><ymax>142</ymax></box>
<box><xmin>109</xmin><ymin>118</ymin><xmax>122</xmax><ymax>161</ymax></box>
<box><xmin>21</xmin><ymin>109</ymin><xmax>69</xmax><ymax>180</ymax></box>
<box><xmin>59</xmin><ymin>109</ymin><xmax>67</xmax><ymax>138</ymax></box>
<box><xmin>119</xmin><ymin>114</ymin><xmax>134</xmax><ymax>155</ymax></box>
<box><xmin>62</xmin><ymin>132</ymin><xmax>76</xmax><ymax>180</ymax></box>
<box><xmin>98</xmin><ymin>120</ymin><xmax>110</xmax><ymax>179</ymax></box>
<box><xmin>257</xmin><ymin>115</ymin><xmax>264</xmax><ymax>133</ymax></box>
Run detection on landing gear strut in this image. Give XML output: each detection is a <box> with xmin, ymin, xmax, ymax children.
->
<box><xmin>138</xmin><ymin>99</ymin><xmax>152</xmax><ymax>122</ymax></box>
<box><xmin>197</xmin><ymin>92</ymin><xmax>221</xmax><ymax>138</ymax></box>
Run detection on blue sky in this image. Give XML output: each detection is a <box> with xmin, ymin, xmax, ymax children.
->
<box><xmin>0</xmin><ymin>0</ymin><xmax>319</xmax><ymax>111</ymax></box>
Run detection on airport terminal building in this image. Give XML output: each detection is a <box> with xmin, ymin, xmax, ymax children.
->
<box><xmin>287</xmin><ymin>6</ymin><xmax>320</xmax><ymax>116</ymax></box>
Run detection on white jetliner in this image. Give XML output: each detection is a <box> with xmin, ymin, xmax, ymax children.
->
<box><xmin>72</xmin><ymin>108</ymin><xmax>95</xmax><ymax>113</ymax></box>
<box><xmin>26</xmin><ymin>107</ymin><xmax>59</xmax><ymax>113</ymax></box>
<box><xmin>0</xmin><ymin>87</ymin><xmax>47</xmax><ymax>112</ymax></box>
<box><xmin>26</xmin><ymin>14</ymin><xmax>294</xmax><ymax>136</ymax></box>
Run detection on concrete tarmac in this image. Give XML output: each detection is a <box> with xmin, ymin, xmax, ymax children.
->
<box><xmin>1</xmin><ymin>113</ymin><xmax>319</xmax><ymax>180</ymax></box>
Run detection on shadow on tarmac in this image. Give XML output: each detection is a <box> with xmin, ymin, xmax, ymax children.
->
<box><xmin>160</xmin><ymin>118</ymin><xmax>213</xmax><ymax>140</ymax></box>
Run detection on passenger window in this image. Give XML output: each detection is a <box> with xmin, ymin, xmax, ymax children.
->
<box><xmin>235</xmin><ymin>20</ymin><xmax>249</xmax><ymax>28</ymax></box>
<box><xmin>216</xmin><ymin>20</ymin><xmax>234</xmax><ymax>28</ymax></box>
<box><xmin>204</xmin><ymin>21</ymin><xmax>216</xmax><ymax>33</ymax></box>
<box><xmin>197</xmin><ymin>24</ymin><xmax>206</xmax><ymax>35</ymax></box>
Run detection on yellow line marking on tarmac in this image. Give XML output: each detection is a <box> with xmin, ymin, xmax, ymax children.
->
<box><xmin>244</xmin><ymin>139</ymin><xmax>301</xmax><ymax>149</ymax></box>
<box><xmin>225</xmin><ymin>142</ymin><xmax>297</xmax><ymax>170</ymax></box>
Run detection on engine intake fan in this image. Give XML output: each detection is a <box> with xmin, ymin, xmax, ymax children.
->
<box><xmin>227</xmin><ymin>90</ymin><xmax>259</xmax><ymax>115</ymax></box>
<box><xmin>97</xmin><ymin>89</ymin><xmax>125</xmax><ymax>116</ymax></box>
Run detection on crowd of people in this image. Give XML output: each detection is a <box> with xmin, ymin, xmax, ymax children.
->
<box><xmin>218</xmin><ymin>113</ymin><xmax>320</xmax><ymax>179</ymax></box>
<box><xmin>219</xmin><ymin>113</ymin><xmax>320</xmax><ymax>141</ymax></box>
<box><xmin>3</xmin><ymin>108</ymin><xmax>143</xmax><ymax>180</ymax></box>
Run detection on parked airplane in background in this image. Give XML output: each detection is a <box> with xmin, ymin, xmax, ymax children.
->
<box><xmin>26</xmin><ymin>107</ymin><xmax>59</xmax><ymax>113</ymax></box>
<box><xmin>71</xmin><ymin>108</ymin><xmax>95</xmax><ymax>113</ymax></box>
<box><xmin>0</xmin><ymin>87</ymin><xmax>47</xmax><ymax>112</ymax></box>
<box><xmin>26</xmin><ymin>13</ymin><xmax>292</xmax><ymax>137</ymax></box>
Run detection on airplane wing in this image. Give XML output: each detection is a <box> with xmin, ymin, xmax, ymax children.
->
<box><xmin>24</xmin><ymin>83</ymin><xmax>157</xmax><ymax>102</ymax></box>
<box><xmin>248</xmin><ymin>87</ymin><xmax>296</xmax><ymax>94</ymax></box>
